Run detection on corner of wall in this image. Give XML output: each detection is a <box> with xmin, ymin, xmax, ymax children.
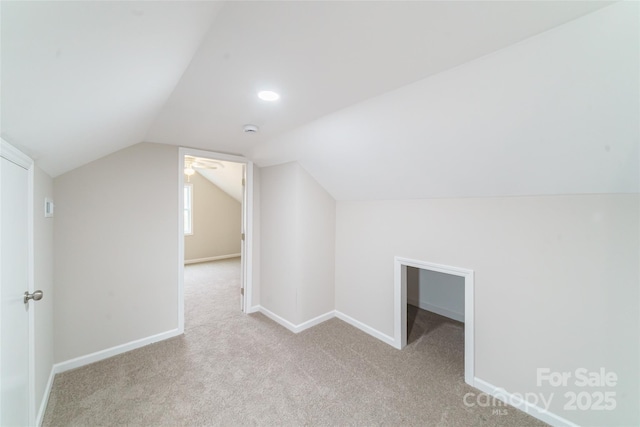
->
<box><xmin>258</xmin><ymin>161</ymin><xmax>336</xmax><ymax>328</ymax></box>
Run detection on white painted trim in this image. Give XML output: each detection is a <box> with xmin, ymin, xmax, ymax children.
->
<box><xmin>1</xmin><ymin>138</ymin><xmax>33</xmax><ymax>169</ymax></box>
<box><xmin>54</xmin><ymin>328</ymin><xmax>182</xmax><ymax>374</ymax></box>
<box><xmin>36</xmin><ymin>367</ymin><xmax>55</xmax><ymax>426</ymax></box>
<box><xmin>295</xmin><ymin>310</ymin><xmax>335</xmax><ymax>333</ymax></box>
<box><xmin>256</xmin><ymin>306</ymin><xmax>299</xmax><ymax>333</ymax></box>
<box><xmin>240</xmin><ymin>163</ymin><xmax>246</xmax><ymax>312</ymax></box>
<box><xmin>38</xmin><ymin>329</ymin><xmax>182</xmax><ymax>423</ymax></box>
<box><xmin>243</xmin><ymin>163</ymin><xmax>254</xmax><ymax>311</ymax></box>
<box><xmin>178</xmin><ymin>148</ymin><xmax>255</xmax><ymax>325</ymax></box>
<box><xmin>473</xmin><ymin>377</ymin><xmax>579</xmax><ymax>427</ymax></box>
<box><xmin>181</xmin><ymin>148</ymin><xmax>251</xmax><ymax>165</ymax></box>
<box><xmin>184</xmin><ymin>254</ymin><xmax>241</xmax><ymax>265</ymax></box>
<box><xmin>394</xmin><ymin>257</ymin><xmax>475</xmax><ymax>386</ymax></box>
<box><xmin>247</xmin><ymin>305</ymin><xmax>261</xmax><ymax>314</ymax></box>
<box><xmin>335</xmin><ymin>311</ymin><xmax>396</xmax><ymax>347</ymax></box>
<box><xmin>407</xmin><ymin>298</ymin><xmax>465</xmax><ymax>323</ymax></box>
<box><xmin>183</xmin><ymin>183</ymin><xmax>193</xmax><ymax>236</ymax></box>
<box><xmin>177</xmin><ymin>151</ymin><xmax>186</xmax><ymax>335</ymax></box>
<box><xmin>254</xmin><ymin>306</ymin><xmax>335</xmax><ymax>333</ymax></box>
<box><xmin>27</xmin><ymin>161</ymin><xmax>36</xmax><ymax>427</ymax></box>
<box><xmin>254</xmin><ymin>306</ymin><xmax>397</xmax><ymax>345</ymax></box>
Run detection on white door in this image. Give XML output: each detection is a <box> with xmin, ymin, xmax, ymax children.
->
<box><xmin>1</xmin><ymin>143</ymin><xmax>32</xmax><ymax>426</ymax></box>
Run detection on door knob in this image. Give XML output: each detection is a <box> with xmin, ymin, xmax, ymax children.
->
<box><xmin>24</xmin><ymin>290</ymin><xmax>43</xmax><ymax>304</ymax></box>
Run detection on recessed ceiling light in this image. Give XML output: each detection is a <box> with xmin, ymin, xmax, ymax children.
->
<box><xmin>258</xmin><ymin>90</ymin><xmax>280</xmax><ymax>101</ymax></box>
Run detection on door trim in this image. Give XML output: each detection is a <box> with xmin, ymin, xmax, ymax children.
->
<box><xmin>1</xmin><ymin>140</ymin><xmax>33</xmax><ymax>169</ymax></box>
<box><xmin>393</xmin><ymin>256</ymin><xmax>475</xmax><ymax>386</ymax></box>
<box><xmin>177</xmin><ymin>147</ymin><xmax>254</xmax><ymax>333</ymax></box>
<box><xmin>0</xmin><ymin>139</ymin><xmax>36</xmax><ymax>425</ymax></box>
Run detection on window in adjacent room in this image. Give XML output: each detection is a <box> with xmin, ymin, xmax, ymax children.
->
<box><xmin>184</xmin><ymin>183</ymin><xmax>193</xmax><ymax>235</ymax></box>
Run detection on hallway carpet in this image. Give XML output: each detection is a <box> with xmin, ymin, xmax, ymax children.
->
<box><xmin>43</xmin><ymin>258</ymin><xmax>546</xmax><ymax>426</ymax></box>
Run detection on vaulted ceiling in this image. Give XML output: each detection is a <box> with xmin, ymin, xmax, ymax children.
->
<box><xmin>2</xmin><ymin>1</ymin><xmax>635</xmax><ymax>199</ymax></box>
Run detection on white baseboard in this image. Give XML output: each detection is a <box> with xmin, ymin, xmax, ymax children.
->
<box><xmin>255</xmin><ymin>307</ymin><xmax>397</xmax><ymax>348</ymax></box>
<box><xmin>37</xmin><ymin>329</ymin><xmax>182</xmax><ymax>424</ymax></box>
<box><xmin>38</xmin><ymin>306</ymin><xmax>576</xmax><ymax>427</ymax></box>
<box><xmin>184</xmin><ymin>253</ymin><xmax>240</xmax><ymax>265</ymax></box>
<box><xmin>256</xmin><ymin>306</ymin><xmax>299</xmax><ymax>332</ymax></box>
<box><xmin>335</xmin><ymin>310</ymin><xmax>396</xmax><ymax>347</ymax></box>
<box><xmin>407</xmin><ymin>298</ymin><xmax>465</xmax><ymax>323</ymax></box>
<box><xmin>36</xmin><ymin>366</ymin><xmax>56</xmax><ymax>426</ymax></box>
<box><xmin>473</xmin><ymin>377</ymin><xmax>578</xmax><ymax>427</ymax></box>
<box><xmin>254</xmin><ymin>306</ymin><xmax>335</xmax><ymax>333</ymax></box>
<box><xmin>247</xmin><ymin>305</ymin><xmax>261</xmax><ymax>314</ymax></box>
<box><xmin>296</xmin><ymin>310</ymin><xmax>336</xmax><ymax>333</ymax></box>
<box><xmin>54</xmin><ymin>328</ymin><xmax>182</xmax><ymax>374</ymax></box>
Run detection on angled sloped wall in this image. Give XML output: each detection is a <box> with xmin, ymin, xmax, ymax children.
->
<box><xmin>253</xmin><ymin>2</ymin><xmax>638</xmax><ymax>201</ymax></box>
<box><xmin>260</xmin><ymin>162</ymin><xmax>335</xmax><ymax>326</ymax></box>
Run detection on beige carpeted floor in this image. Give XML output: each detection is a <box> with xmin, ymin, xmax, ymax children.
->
<box><xmin>43</xmin><ymin>258</ymin><xmax>546</xmax><ymax>426</ymax></box>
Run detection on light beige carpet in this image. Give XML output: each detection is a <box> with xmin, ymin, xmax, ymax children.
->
<box><xmin>43</xmin><ymin>258</ymin><xmax>546</xmax><ymax>426</ymax></box>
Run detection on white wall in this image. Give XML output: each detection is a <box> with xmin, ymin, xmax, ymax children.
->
<box><xmin>407</xmin><ymin>267</ymin><xmax>465</xmax><ymax>322</ymax></box>
<box><xmin>260</xmin><ymin>162</ymin><xmax>335</xmax><ymax>325</ymax></box>
<box><xmin>335</xmin><ymin>194</ymin><xmax>639</xmax><ymax>426</ymax></box>
<box><xmin>296</xmin><ymin>163</ymin><xmax>336</xmax><ymax>323</ymax></box>
<box><xmin>53</xmin><ymin>142</ymin><xmax>179</xmax><ymax>362</ymax></box>
<box><xmin>184</xmin><ymin>171</ymin><xmax>241</xmax><ymax>262</ymax></box>
<box><xmin>33</xmin><ymin>166</ymin><xmax>54</xmax><ymax>420</ymax></box>
<box><xmin>260</xmin><ymin>162</ymin><xmax>298</xmax><ymax>322</ymax></box>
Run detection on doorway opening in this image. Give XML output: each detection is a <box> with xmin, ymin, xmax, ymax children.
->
<box><xmin>393</xmin><ymin>257</ymin><xmax>475</xmax><ymax>386</ymax></box>
<box><xmin>406</xmin><ymin>266</ymin><xmax>465</xmax><ymax>343</ymax></box>
<box><xmin>177</xmin><ymin>148</ymin><xmax>254</xmax><ymax>333</ymax></box>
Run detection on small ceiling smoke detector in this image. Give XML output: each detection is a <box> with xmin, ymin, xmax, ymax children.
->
<box><xmin>258</xmin><ymin>90</ymin><xmax>280</xmax><ymax>101</ymax></box>
<box><xmin>243</xmin><ymin>124</ymin><xmax>259</xmax><ymax>133</ymax></box>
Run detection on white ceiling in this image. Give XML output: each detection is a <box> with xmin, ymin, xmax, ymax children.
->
<box><xmin>2</xmin><ymin>1</ymin><xmax>632</xmax><ymax>200</ymax></box>
<box><xmin>1</xmin><ymin>1</ymin><xmax>222</xmax><ymax>176</ymax></box>
<box><xmin>146</xmin><ymin>0</ymin><xmax>612</xmax><ymax>155</ymax></box>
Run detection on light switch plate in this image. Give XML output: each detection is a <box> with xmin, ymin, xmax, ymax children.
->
<box><xmin>44</xmin><ymin>198</ymin><xmax>54</xmax><ymax>217</ymax></box>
